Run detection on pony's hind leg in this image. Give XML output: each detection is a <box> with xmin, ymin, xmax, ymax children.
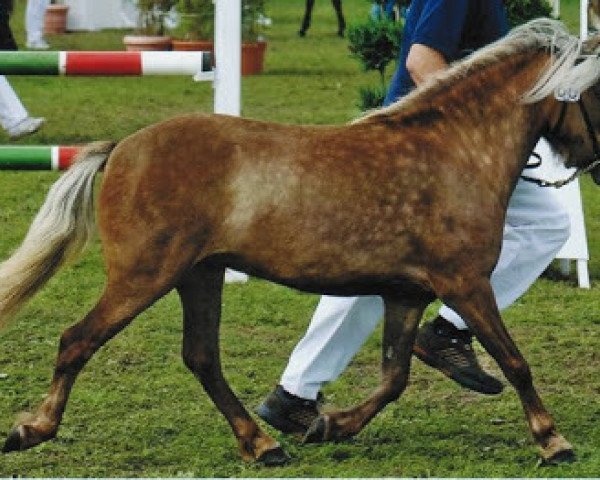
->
<box><xmin>1</xmin><ymin>281</ymin><xmax>166</xmax><ymax>453</ymax></box>
<box><xmin>176</xmin><ymin>263</ymin><xmax>288</xmax><ymax>466</ymax></box>
<box><xmin>304</xmin><ymin>297</ymin><xmax>426</xmax><ymax>443</ymax></box>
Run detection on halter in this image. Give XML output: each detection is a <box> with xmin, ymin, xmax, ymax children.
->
<box><xmin>520</xmin><ymin>90</ymin><xmax>600</xmax><ymax>188</ymax></box>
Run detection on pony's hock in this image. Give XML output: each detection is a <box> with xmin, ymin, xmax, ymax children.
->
<box><xmin>1</xmin><ymin>19</ymin><xmax>599</xmax><ymax>465</ymax></box>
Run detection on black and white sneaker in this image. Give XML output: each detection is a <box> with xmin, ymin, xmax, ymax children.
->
<box><xmin>256</xmin><ymin>385</ymin><xmax>323</xmax><ymax>435</ymax></box>
<box><xmin>413</xmin><ymin>316</ymin><xmax>504</xmax><ymax>395</ymax></box>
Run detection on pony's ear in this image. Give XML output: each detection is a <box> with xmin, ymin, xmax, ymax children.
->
<box><xmin>582</xmin><ymin>33</ymin><xmax>600</xmax><ymax>55</ymax></box>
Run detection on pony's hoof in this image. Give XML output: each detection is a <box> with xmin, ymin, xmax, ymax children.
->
<box><xmin>2</xmin><ymin>428</ymin><xmax>23</xmax><ymax>453</ymax></box>
<box><xmin>302</xmin><ymin>415</ymin><xmax>329</xmax><ymax>444</ymax></box>
<box><xmin>257</xmin><ymin>446</ymin><xmax>290</xmax><ymax>466</ymax></box>
<box><xmin>538</xmin><ymin>434</ymin><xmax>575</xmax><ymax>466</ymax></box>
<box><xmin>538</xmin><ymin>448</ymin><xmax>576</xmax><ymax>467</ymax></box>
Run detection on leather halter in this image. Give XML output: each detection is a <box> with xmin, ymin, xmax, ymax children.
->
<box><xmin>521</xmin><ymin>95</ymin><xmax>600</xmax><ymax>188</ymax></box>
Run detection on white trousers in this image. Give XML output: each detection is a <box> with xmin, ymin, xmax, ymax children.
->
<box><xmin>26</xmin><ymin>0</ymin><xmax>50</xmax><ymax>44</ymax></box>
<box><xmin>0</xmin><ymin>76</ymin><xmax>28</xmax><ymax>130</ymax></box>
<box><xmin>280</xmin><ymin>140</ymin><xmax>571</xmax><ymax>400</ymax></box>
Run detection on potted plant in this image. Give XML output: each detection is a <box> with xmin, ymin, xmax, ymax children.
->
<box><xmin>44</xmin><ymin>0</ymin><xmax>69</xmax><ymax>35</ymax></box>
<box><xmin>347</xmin><ymin>18</ymin><xmax>402</xmax><ymax>110</ymax></box>
<box><xmin>123</xmin><ymin>0</ymin><xmax>176</xmax><ymax>51</ymax></box>
<box><xmin>170</xmin><ymin>0</ymin><xmax>267</xmax><ymax>74</ymax></box>
<box><xmin>241</xmin><ymin>0</ymin><xmax>268</xmax><ymax>75</ymax></box>
<box><xmin>171</xmin><ymin>0</ymin><xmax>214</xmax><ymax>52</ymax></box>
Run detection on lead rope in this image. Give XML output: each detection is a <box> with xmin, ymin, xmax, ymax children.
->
<box><xmin>521</xmin><ymin>98</ymin><xmax>600</xmax><ymax>188</ymax></box>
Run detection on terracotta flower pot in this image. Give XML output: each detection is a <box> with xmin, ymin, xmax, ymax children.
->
<box><xmin>44</xmin><ymin>4</ymin><xmax>69</xmax><ymax>35</ymax></box>
<box><xmin>241</xmin><ymin>40</ymin><xmax>267</xmax><ymax>76</ymax></box>
<box><xmin>123</xmin><ymin>35</ymin><xmax>173</xmax><ymax>52</ymax></box>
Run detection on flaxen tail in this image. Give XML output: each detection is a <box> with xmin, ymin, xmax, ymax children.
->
<box><xmin>0</xmin><ymin>141</ymin><xmax>116</xmax><ymax>328</ymax></box>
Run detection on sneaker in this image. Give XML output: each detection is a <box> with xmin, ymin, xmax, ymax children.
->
<box><xmin>413</xmin><ymin>317</ymin><xmax>504</xmax><ymax>395</ymax></box>
<box><xmin>26</xmin><ymin>40</ymin><xmax>49</xmax><ymax>50</ymax></box>
<box><xmin>7</xmin><ymin>117</ymin><xmax>45</xmax><ymax>139</ymax></box>
<box><xmin>256</xmin><ymin>385</ymin><xmax>322</xmax><ymax>435</ymax></box>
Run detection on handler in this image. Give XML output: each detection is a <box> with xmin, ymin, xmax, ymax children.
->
<box><xmin>257</xmin><ymin>0</ymin><xmax>571</xmax><ymax>435</ymax></box>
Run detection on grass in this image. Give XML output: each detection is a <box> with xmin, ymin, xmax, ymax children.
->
<box><xmin>0</xmin><ymin>0</ymin><xmax>599</xmax><ymax>477</ymax></box>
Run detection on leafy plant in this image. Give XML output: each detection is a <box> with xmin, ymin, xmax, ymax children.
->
<box><xmin>357</xmin><ymin>84</ymin><xmax>387</xmax><ymax>111</ymax></box>
<box><xmin>134</xmin><ymin>0</ymin><xmax>177</xmax><ymax>36</ymax></box>
<box><xmin>171</xmin><ymin>0</ymin><xmax>266</xmax><ymax>42</ymax></box>
<box><xmin>505</xmin><ymin>0</ymin><xmax>553</xmax><ymax>26</ymax></box>
<box><xmin>347</xmin><ymin>18</ymin><xmax>402</xmax><ymax>110</ymax></box>
<box><xmin>173</xmin><ymin>0</ymin><xmax>213</xmax><ymax>40</ymax></box>
<box><xmin>242</xmin><ymin>0</ymin><xmax>267</xmax><ymax>42</ymax></box>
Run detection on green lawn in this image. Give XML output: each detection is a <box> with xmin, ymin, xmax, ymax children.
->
<box><xmin>0</xmin><ymin>0</ymin><xmax>599</xmax><ymax>477</ymax></box>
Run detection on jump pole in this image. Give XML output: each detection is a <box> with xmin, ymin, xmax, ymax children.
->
<box><xmin>0</xmin><ymin>145</ymin><xmax>81</xmax><ymax>171</ymax></box>
<box><xmin>0</xmin><ymin>51</ymin><xmax>214</xmax><ymax>79</ymax></box>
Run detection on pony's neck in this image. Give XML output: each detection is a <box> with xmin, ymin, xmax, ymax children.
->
<box><xmin>367</xmin><ymin>50</ymin><xmax>552</xmax><ymax>169</ymax></box>
<box><xmin>355</xmin><ymin>51</ymin><xmax>555</xmax><ymax>206</ymax></box>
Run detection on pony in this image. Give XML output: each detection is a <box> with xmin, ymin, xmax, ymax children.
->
<box><xmin>298</xmin><ymin>0</ymin><xmax>345</xmax><ymax>37</ymax></box>
<box><xmin>1</xmin><ymin>18</ymin><xmax>600</xmax><ymax>466</ymax></box>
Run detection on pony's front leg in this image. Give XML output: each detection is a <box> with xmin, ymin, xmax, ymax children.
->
<box><xmin>176</xmin><ymin>263</ymin><xmax>288</xmax><ymax>466</ymax></box>
<box><xmin>304</xmin><ymin>298</ymin><xmax>425</xmax><ymax>443</ymax></box>
<box><xmin>447</xmin><ymin>278</ymin><xmax>574</xmax><ymax>464</ymax></box>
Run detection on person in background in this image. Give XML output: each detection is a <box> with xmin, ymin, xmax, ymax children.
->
<box><xmin>256</xmin><ymin>0</ymin><xmax>571</xmax><ymax>436</ymax></box>
<box><xmin>370</xmin><ymin>0</ymin><xmax>398</xmax><ymax>21</ymax></box>
<box><xmin>0</xmin><ymin>0</ymin><xmax>45</xmax><ymax>138</ymax></box>
<box><xmin>26</xmin><ymin>0</ymin><xmax>50</xmax><ymax>49</ymax></box>
<box><xmin>298</xmin><ymin>0</ymin><xmax>345</xmax><ymax>38</ymax></box>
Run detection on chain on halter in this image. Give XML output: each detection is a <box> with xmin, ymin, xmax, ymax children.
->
<box><xmin>520</xmin><ymin>92</ymin><xmax>600</xmax><ymax>188</ymax></box>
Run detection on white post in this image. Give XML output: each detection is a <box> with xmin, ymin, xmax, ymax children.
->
<box><xmin>553</xmin><ymin>0</ymin><xmax>560</xmax><ymax>18</ymax></box>
<box><xmin>581</xmin><ymin>0</ymin><xmax>589</xmax><ymax>39</ymax></box>
<box><xmin>213</xmin><ymin>0</ymin><xmax>241</xmax><ymax>116</ymax></box>
<box><xmin>213</xmin><ymin>0</ymin><xmax>247</xmax><ymax>283</ymax></box>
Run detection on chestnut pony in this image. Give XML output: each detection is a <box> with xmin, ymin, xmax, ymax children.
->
<box><xmin>1</xmin><ymin>19</ymin><xmax>600</xmax><ymax>466</ymax></box>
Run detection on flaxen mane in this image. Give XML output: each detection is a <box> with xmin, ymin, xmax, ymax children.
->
<box><xmin>357</xmin><ymin>18</ymin><xmax>599</xmax><ymax>124</ymax></box>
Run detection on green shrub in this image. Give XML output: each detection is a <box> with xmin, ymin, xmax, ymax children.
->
<box><xmin>347</xmin><ymin>18</ymin><xmax>402</xmax><ymax>109</ymax></box>
<box><xmin>505</xmin><ymin>0</ymin><xmax>553</xmax><ymax>26</ymax></box>
<box><xmin>357</xmin><ymin>84</ymin><xmax>387</xmax><ymax>111</ymax></box>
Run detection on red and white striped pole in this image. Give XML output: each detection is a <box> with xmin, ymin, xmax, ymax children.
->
<box><xmin>0</xmin><ymin>51</ymin><xmax>213</xmax><ymax>80</ymax></box>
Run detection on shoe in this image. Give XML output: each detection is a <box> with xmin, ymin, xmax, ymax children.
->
<box><xmin>413</xmin><ymin>317</ymin><xmax>504</xmax><ymax>395</ymax></box>
<box><xmin>7</xmin><ymin>117</ymin><xmax>45</xmax><ymax>139</ymax></box>
<box><xmin>26</xmin><ymin>40</ymin><xmax>49</xmax><ymax>50</ymax></box>
<box><xmin>298</xmin><ymin>29</ymin><xmax>306</xmax><ymax>37</ymax></box>
<box><xmin>256</xmin><ymin>385</ymin><xmax>322</xmax><ymax>435</ymax></box>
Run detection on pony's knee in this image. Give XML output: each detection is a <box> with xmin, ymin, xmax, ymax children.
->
<box><xmin>182</xmin><ymin>348</ymin><xmax>214</xmax><ymax>376</ymax></box>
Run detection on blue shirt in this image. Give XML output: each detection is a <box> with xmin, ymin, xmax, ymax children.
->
<box><xmin>383</xmin><ymin>0</ymin><xmax>509</xmax><ymax>104</ymax></box>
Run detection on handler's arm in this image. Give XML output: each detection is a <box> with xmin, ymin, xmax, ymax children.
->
<box><xmin>405</xmin><ymin>43</ymin><xmax>448</xmax><ymax>86</ymax></box>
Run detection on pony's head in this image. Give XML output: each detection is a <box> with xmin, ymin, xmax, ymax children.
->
<box><xmin>518</xmin><ymin>19</ymin><xmax>600</xmax><ymax>178</ymax></box>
